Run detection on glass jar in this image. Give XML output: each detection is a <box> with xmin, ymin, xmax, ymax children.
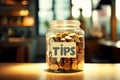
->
<box><xmin>46</xmin><ymin>20</ymin><xmax>85</xmax><ymax>73</ymax></box>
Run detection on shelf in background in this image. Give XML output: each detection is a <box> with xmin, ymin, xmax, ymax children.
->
<box><xmin>0</xmin><ymin>0</ymin><xmax>29</xmax><ymax>6</ymax></box>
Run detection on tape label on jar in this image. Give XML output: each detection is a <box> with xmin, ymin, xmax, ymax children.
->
<box><xmin>50</xmin><ymin>42</ymin><xmax>76</xmax><ymax>62</ymax></box>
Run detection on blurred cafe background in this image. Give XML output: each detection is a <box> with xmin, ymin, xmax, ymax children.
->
<box><xmin>0</xmin><ymin>0</ymin><xmax>120</xmax><ymax>63</ymax></box>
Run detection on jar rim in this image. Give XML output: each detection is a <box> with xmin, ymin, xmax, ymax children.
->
<box><xmin>50</xmin><ymin>20</ymin><xmax>81</xmax><ymax>27</ymax></box>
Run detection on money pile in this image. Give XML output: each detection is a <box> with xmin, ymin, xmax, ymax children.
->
<box><xmin>46</xmin><ymin>31</ymin><xmax>84</xmax><ymax>71</ymax></box>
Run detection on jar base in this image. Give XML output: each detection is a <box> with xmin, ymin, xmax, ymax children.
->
<box><xmin>45</xmin><ymin>69</ymin><xmax>83</xmax><ymax>73</ymax></box>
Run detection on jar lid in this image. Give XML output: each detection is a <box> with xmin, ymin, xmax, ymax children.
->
<box><xmin>50</xmin><ymin>20</ymin><xmax>81</xmax><ymax>27</ymax></box>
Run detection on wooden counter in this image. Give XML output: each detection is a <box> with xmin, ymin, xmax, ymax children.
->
<box><xmin>0</xmin><ymin>63</ymin><xmax>120</xmax><ymax>80</ymax></box>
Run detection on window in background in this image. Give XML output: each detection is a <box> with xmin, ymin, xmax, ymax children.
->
<box><xmin>55</xmin><ymin>0</ymin><xmax>70</xmax><ymax>20</ymax></box>
<box><xmin>38</xmin><ymin>0</ymin><xmax>70</xmax><ymax>35</ymax></box>
<box><xmin>72</xmin><ymin>0</ymin><xmax>92</xmax><ymax>28</ymax></box>
<box><xmin>38</xmin><ymin>0</ymin><xmax>53</xmax><ymax>35</ymax></box>
<box><xmin>92</xmin><ymin>0</ymin><xmax>100</xmax><ymax>28</ymax></box>
<box><xmin>92</xmin><ymin>0</ymin><xmax>111</xmax><ymax>38</ymax></box>
<box><xmin>92</xmin><ymin>5</ymin><xmax>111</xmax><ymax>37</ymax></box>
<box><xmin>116</xmin><ymin>0</ymin><xmax>120</xmax><ymax>38</ymax></box>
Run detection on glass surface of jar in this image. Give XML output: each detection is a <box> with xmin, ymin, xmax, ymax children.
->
<box><xmin>46</xmin><ymin>20</ymin><xmax>85</xmax><ymax>73</ymax></box>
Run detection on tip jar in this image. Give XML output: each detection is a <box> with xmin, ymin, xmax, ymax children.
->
<box><xmin>46</xmin><ymin>20</ymin><xmax>85</xmax><ymax>73</ymax></box>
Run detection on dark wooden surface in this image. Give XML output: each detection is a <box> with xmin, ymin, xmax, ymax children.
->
<box><xmin>0</xmin><ymin>63</ymin><xmax>120</xmax><ymax>80</ymax></box>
